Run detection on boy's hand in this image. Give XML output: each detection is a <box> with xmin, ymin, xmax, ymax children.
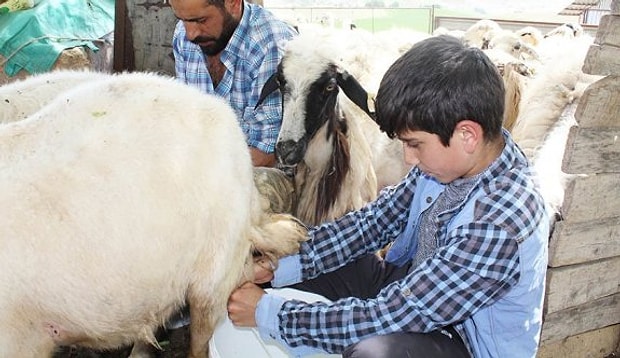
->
<box><xmin>227</xmin><ymin>282</ymin><xmax>266</xmax><ymax>327</ymax></box>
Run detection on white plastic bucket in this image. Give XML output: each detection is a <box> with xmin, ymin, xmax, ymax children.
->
<box><xmin>209</xmin><ymin>288</ymin><xmax>341</xmax><ymax>357</ymax></box>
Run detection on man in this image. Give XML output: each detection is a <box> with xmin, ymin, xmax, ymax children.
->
<box><xmin>170</xmin><ymin>0</ymin><xmax>297</xmax><ymax>166</ymax></box>
<box><xmin>227</xmin><ymin>35</ymin><xmax>550</xmax><ymax>358</ymax></box>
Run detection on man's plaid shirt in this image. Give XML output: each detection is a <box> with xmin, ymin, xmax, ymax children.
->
<box><xmin>172</xmin><ymin>2</ymin><xmax>296</xmax><ymax>153</ymax></box>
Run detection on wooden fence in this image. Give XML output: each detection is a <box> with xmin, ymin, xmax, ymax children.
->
<box><xmin>537</xmin><ymin>1</ymin><xmax>620</xmax><ymax>356</ymax></box>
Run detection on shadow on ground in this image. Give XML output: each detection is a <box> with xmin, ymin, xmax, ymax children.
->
<box><xmin>53</xmin><ymin>327</ymin><xmax>190</xmax><ymax>358</ymax></box>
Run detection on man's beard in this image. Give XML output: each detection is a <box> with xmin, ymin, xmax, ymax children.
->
<box><xmin>196</xmin><ymin>10</ymin><xmax>238</xmax><ymax>56</ymax></box>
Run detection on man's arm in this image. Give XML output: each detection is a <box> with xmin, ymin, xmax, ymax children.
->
<box><xmin>250</xmin><ymin>147</ymin><xmax>276</xmax><ymax>167</ymax></box>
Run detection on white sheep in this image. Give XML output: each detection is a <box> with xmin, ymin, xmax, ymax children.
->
<box><xmin>487</xmin><ymin>29</ymin><xmax>540</xmax><ymax>61</ymax></box>
<box><xmin>502</xmin><ymin>31</ymin><xmax>602</xmax><ymax>225</ymax></box>
<box><xmin>530</xmin><ymin>102</ymin><xmax>583</xmax><ymax>229</ymax></box>
<box><xmin>0</xmin><ymin>72</ymin><xmax>306</xmax><ymax>357</ymax></box>
<box><xmin>0</xmin><ymin>69</ymin><xmax>108</xmax><ymax>124</ymax></box>
<box><xmin>544</xmin><ymin>22</ymin><xmax>584</xmax><ymax>39</ymax></box>
<box><xmin>510</xmin><ymin>34</ymin><xmax>601</xmax><ymax>158</ymax></box>
<box><xmin>500</xmin><ymin>61</ymin><xmax>530</xmax><ymax>132</ymax></box>
<box><xmin>514</xmin><ymin>26</ymin><xmax>544</xmax><ymax>47</ymax></box>
<box><xmin>462</xmin><ymin>19</ymin><xmax>503</xmax><ymax>48</ymax></box>
<box><xmin>432</xmin><ymin>26</ymin><xmax>465</xmax><ymax>39</ymax></box>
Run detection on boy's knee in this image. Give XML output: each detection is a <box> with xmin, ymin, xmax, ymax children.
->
<box><xmin>342</xmin><ymin>330</ymin><xmax>470</xmax><ymax>358</ymax></box>
<box><xmin>343</xmin><ymin>334</ymin><xmax>406</xmax><ymax>358</ymax></box>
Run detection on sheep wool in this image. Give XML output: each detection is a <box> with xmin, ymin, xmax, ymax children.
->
<box><xmin>0</xmin><ymin>71</ymin><xmax>306</xmax><ymax>357</ymax></box>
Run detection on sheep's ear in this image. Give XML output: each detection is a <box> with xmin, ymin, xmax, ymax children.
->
<box><xmin>520</xmin><ymin>43</ymin><xmax>540</xmax><ymax>61</ymax></box>
<box><xmin>255</xmin><ymin>72</ymin><xmax>281</xmax><ymax>110</ymax></box>
<box><xmin>336</xmin><ymin>70</ymin><xmax>375</xmax><ymax>121</ymax></box>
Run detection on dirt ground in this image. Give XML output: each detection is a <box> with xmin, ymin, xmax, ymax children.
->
<box><xmin>53</xmin><ymin>326</ymin><xmax>190</xmax><ymax>358</ymax></box>
<box><xmin>52</xmin><ymin>333</ymin><xmax>619</xmax><ymax>358</ymax></box>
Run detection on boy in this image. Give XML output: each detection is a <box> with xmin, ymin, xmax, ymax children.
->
<box><xmin>228</xmin><ymin>35</ymin><xmax>549</xmax><ymax>358</ymax></box>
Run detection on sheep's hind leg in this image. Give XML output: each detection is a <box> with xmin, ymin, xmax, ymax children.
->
<box><xmin>128</xmin><ymin>341</ymin><xmax>156</xmax><ymax>358</ymax></box>
<box><xmin>186</xmin><ymin>295</ymin><xmax>222</xmax><ymax>358</ymax></box>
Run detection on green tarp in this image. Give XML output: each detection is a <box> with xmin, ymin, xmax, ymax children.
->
<box><xmin>0</xmin><ymin>0</ymin><xmax>114</xmax><ymax>76</ymax></box>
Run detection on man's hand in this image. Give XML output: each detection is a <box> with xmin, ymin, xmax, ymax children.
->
<box><xmin>254</xmin><ymin>256</ymin><xmax>275</xmax><ymax>284</ymax></box>
<box><xmin>227</xmin><ymin>282</ymin><xmax>266</xmax><ymax>327</ymax></box>
<box><xmin>250</xmin><ymin>147</ymin><xmax>276</xmax><ymax>167</ymax></box>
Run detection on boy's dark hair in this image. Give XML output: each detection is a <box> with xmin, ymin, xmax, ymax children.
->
<box><xmin>375</xmin><ymin>35</ymin><xmax>505</xmax><ymax>146</ymax></box>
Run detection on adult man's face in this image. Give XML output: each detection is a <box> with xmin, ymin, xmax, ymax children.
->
<box><xmin>170</xmin><ymin>0</ymin><xmax>241</xmax><ymax>56</ymax></box>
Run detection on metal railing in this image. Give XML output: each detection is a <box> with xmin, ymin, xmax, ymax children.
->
<box><xmin>266</xmin><ymin>6</ymin><xmax>435</xmax><ymax>34</ymax></box>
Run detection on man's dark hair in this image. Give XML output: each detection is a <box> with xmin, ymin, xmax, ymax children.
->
<box><xmin>375</xmin><ymin>35</ymin><xmax>505</xmax><ymax>146</ymax></box>
<box><xmin>206</xmin><ymin>0</ymin><xmax>225</xmax><ymax>7</ymax></box>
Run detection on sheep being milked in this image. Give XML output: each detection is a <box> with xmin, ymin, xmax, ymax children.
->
<box><xmin>0</xmin><ymin>70</ymin><xmax>109</xmax><ymax>124</ymax></box>
<box><xmin>0</xmin><ymin>71</ymin><xmax>307</xmax><ymax>357</ymax></box>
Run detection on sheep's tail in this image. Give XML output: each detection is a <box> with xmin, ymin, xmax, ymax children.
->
<box><xmin>250</xmin><ymin>213</ymin><xmax>307</xmax><ymax>268</ymax></box>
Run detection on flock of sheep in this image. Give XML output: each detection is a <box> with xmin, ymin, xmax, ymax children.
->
<box><xmin>0</xmin><ymin>18</ymin><xmax>600</xmax><ymax>357</ymax></box>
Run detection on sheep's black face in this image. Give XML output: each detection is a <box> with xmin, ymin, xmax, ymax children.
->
<box><xmin>304</xmin><ymin>67</ymin><xmax>340</xmax><ymax>140</ymax></box>
<box><xmin>276</xmin><ymin>64</ymin><xmax>341</xmax><ymax>167</ymax></box>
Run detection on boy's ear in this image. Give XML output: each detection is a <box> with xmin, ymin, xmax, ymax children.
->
<box><xmin>455</xmin><ymin>120</ymin><xmax>483</xmax><ymax>154</ymax></box>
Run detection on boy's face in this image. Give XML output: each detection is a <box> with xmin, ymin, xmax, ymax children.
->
<box><xmin>398</xmin><ymin>129</ymin><xmax>470</xmax><ymax>184</ymax></box>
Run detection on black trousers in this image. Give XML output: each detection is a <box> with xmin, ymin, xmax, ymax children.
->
<box><xmin>289</xmin><ymin>254</ymin><xmax>471</xmax><ymax>358</ymax></box>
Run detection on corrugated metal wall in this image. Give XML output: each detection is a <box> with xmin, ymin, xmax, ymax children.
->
<box><xmin>115</xmin><ymin>0</ymin><xmax>265</xmax><ymax>74</ymax></box>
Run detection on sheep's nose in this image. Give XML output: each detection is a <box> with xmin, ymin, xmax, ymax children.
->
<box><xmin>276</xmin><ymin>140</ymin><xmax>304</xmax><ymax>166</ymax></box>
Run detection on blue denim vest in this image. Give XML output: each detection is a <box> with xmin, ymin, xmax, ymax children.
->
<box><xmin>385</xmin><ymin>174</ymin><xmax>548</xmax><ymax>358</ymax></box>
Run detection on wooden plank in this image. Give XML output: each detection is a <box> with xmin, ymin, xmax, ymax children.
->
<box><xmin>594</xmin><ymin>15</ymin><xmax>620</xmax><ymax>47</ymax></box>
<box><xmin>126</xmin><ymin>0</ymin><xmax>176</xmax><ymax>75</ymax></box>
<box><xmin>562</xmin><ymin>127</ymin><xmax>620</xmax><ymax>174</ymax></box>
<box><xmin>559</xmin><ymin>174</ymin><xmax>620</xmax><ymax>223</ymax></box>
<box><xmin>572</xmin><ymin>75</ymin><xmax>620</xmax><ymax>128</ymax></box>
<box><xmin>583</xmin><ymin>44</ymin><xmax>620</xmax><ymax>76</ymax></box>
<box><xmin>545</xmin><ymin>257</ymin><xmax>620</xmax><ymax>314</ymax></box>
<box><xmin>113</xmin><ymin>0</ymin><xmax>125</xmax><ymax>72</ymax></box>
<box><xmin>541</xmin><ymin>292</ymin><xmax>620</xmax><ymax>343</ymax></box>
<box><xmin>538</xmin><ymin>324</ymin><xmax>620</xmax><ymax>358</ymax></box>
<box><xmin>549</xmin><ymin>217</ymin><xmax>620</xmax><ymax>267</ymax></box>
<box><xmin>113</xmin><ymin>0</ymin><xmax>135</xmax><ymax>72</ymax></box>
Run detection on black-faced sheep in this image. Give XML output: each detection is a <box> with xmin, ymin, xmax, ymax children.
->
<box><xmin>256</xmin><ymin>30</ymin><xmax>411</xmax><ymax>226</ymax></box>
<box><xmin>0</xmin><ymin>72</ymin><xmax>306</xmax><ymax>357</ymax></box>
